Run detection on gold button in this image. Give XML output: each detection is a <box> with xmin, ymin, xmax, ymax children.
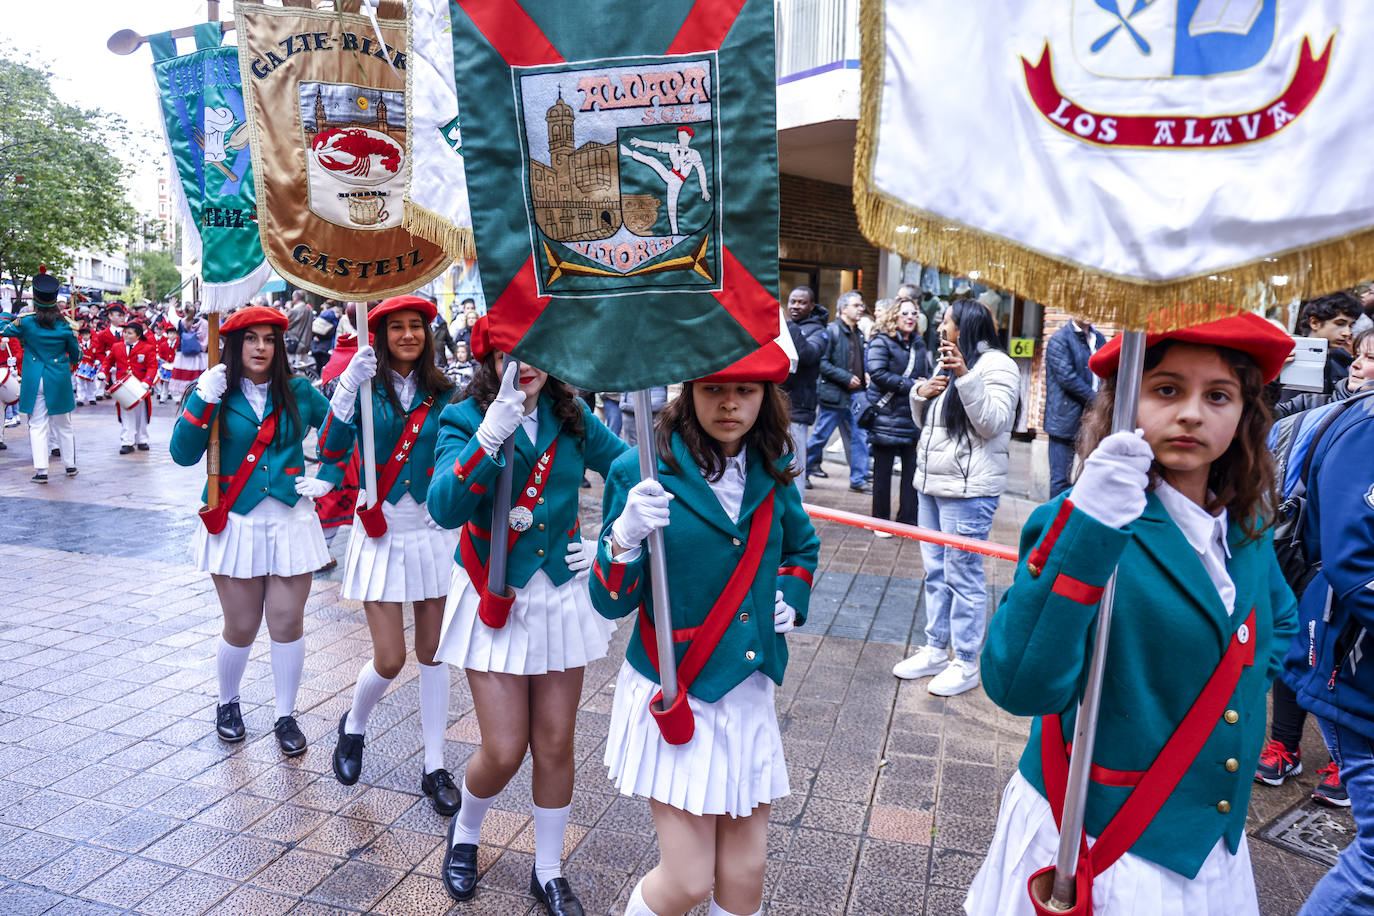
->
<box><xmin>537</xmin><ymin>497</ymin><xmax>545</xmax><ymax>505</ymax></box>
<box><xmin>608</xmin><ymin>591</ymin><xmax>618</xmax><ymax>600</ymax></box>
<box><xmin>537</xmin><ymin>549</ymin><xmax>544</xmax><ymax>556</ymax></box>
<box><xmin>732</xmin><ymin>538</ymin><xmax>742</xmax><ymax>546</ymax></box>
<box><xmin>739</xmin><ymin>612</ymin><xmax>749</xmax><ymax>623</ymax></box>
<box><xmin>1225</xmin><ymin>758</ymin><xmax>1239</xmax><ymax>772</ymax></box>
<box><xmin>538</xmin><ymin>523</ymin><xmax>545</xmax><ymax>531</ymax></box>
<box><xmin>1224</xmin><ymin>710</ymin><xmax>1239</xmax><ymax>724</ymax></box>
<box><xmin>1216</xmin><ymin>800</ymin><xmax>1231</xmax><ymax>814</ymax></box>
<box><xmin>745</xmin><ymin>650</ymin><xmax>756</xmax><ymax>661</ymax></box>
<box><xmin>402</xmin><ymin>480</ymin><xmax>409</xmax><ymax>487</ymax></box>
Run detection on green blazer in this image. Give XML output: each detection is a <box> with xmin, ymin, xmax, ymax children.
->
<box><xmin>427</xmin><ymin>394</ymin><xmax>627</xmax><ymax>587</ymax></box>
<box><xmin>590</xmin><ymin>434</ymin><xmax>820</xmax><ymax>703</ymax></box>
<box><xmin>982</xmin><ymin>492</ymin><xmax>1298</xmax><ymax>879</ymax></box>
<box><xmin>169</xmin><ymin>376</ymin><xmax>332</xmax><ymax>513</ymax></box>
<box><xmin>317</xmin><ymin>384</ymin><xmax>450</xmax><ymax>505</ymax></box>
<box><xmin>0</xmin><ymin>314</ymin><xmax>80</xmax><ymax>414</ymax></box>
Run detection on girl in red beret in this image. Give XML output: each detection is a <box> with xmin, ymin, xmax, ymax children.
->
<box><xmin>170</xmin><ymin>306</ymin><xmax>336</xmax><ymax>756</ymax></box>
<box><xmin>319</xmin><ymin>297</ymin><xmax>464</xmax><ymax>816</ymax></box>
<box><xmin>966</xmin><ymin>313</ymin><xmax>1299</xmax><ymax>915</ymax></box>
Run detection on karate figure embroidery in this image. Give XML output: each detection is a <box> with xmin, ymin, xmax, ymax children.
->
<box><xmin>619</xmin><ymin>127</ymin><xmax>710</xmax><ymax>236</ymax></box>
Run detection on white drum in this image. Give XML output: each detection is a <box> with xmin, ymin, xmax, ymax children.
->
<box><xmin>110</xmin><ymin>373</ymin><xmax>150</xmax><ymax>409</ymax></box>
<box><xmin>0</xmin><ymin>367</ymin><xmax>18</xmax><ymax>406</ymax></box>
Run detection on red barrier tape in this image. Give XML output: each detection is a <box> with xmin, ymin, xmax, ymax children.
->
<box><xmin>803</xmin><ymin>503</ymin><xmax>1020</xmax><ymax>562</ymax></box>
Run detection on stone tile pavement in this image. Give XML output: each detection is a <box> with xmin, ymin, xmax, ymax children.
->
<box><xmin>0</xmin><ymin>400</ymin><xmax>1348</xmax><ymax>914</ymax></box>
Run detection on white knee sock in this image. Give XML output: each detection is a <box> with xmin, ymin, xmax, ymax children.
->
<box><xmin>708</xmin><ymin>899</ymin><xmax>759</xmax><ymax>916</ymax></box>
<box><xmin>216</xmin><ymin>638</ymin><xmax>251</xmax><ymax>705</ymax></box>
<box><xmin>532</xmin><ymin>802</ymin><xmax>570</xmax><ymax>887</ymax></box>
<box><xmin>269</xmin><ymin>637</ymin><xmax>305</xmax><ymax>720</ymax></box>
<box><xmin>345</xmin><ymin>660</ymin><xmax>393</xmax><ymax>734</ymax></box>
<box><xmin>625</xmin><ymin>878</ymin><xmax>661</xmax><ymax>916</ymax></box>
<box><xmin>418</xmin><ymin>662</ymin><xmax>449</xmax><ymax>774</ymax></box>
<box><xmin>452</xmin><ymin>776</ymin><xmax>496</xmax><ymax>847</ymax></box>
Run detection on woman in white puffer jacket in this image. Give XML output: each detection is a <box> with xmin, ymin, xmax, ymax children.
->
<box><xmin>892</xmin><ymin>299</ymin><xmax>1020</xmax><ymax>697</ymax></box>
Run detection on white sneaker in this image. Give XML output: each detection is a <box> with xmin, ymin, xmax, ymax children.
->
<box><xmin>892</xmin><ymin>645</ymin><xmax>949</xmax><ymax>679</ymax></box>
<box><xmin>928</xmin><ymin>659</ymin><xmax>980</xmax><ymax>697</ymax></box>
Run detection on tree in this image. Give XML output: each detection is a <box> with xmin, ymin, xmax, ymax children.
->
<box><xmin>129</xmin><ymin>250</ymin><xmax>182</xmax><ymax>302</ymax></box>
<box><xmin>0</xmin><ymin>46</ymin><xmax>136</xmax><ymax>302</ymax></box>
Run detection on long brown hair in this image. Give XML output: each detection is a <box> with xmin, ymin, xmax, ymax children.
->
<box><xmin>654</xmin><ymin>382</ymin><xmax>797</xmax><ymax>486</ymax></box>
<box><xmin>460</xmin><ymin>353</ymin><xmax>585</xmax><ymax>441</ymax></box>
<box><xmin>1077</xmin><ymin>339</ymin><xmax>1276</xmax><ymax>542</ymax></box>
<box><xmin>372</xmin><ymin>309</ymin><xmax>455</xmax><ymax>413</ymax></box>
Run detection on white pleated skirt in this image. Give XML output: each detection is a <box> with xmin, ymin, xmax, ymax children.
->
<box><xmin>964</xmin><ymin>772</ymin><xmax>1259</xmax><ymax>916</ymax></box>
<box><xmin>341</xmin><ymin>494</ymin><xmax>456</xmax><ymax>602</ymax></box>
<box><xmin>434</xmin><ymin>564</ymin><xmax>616</xmax><ymax>675</ymax></box>
<box><xmin>604</xmin><ymin>661</ymin><xmax>790</xmax><ymax>818</ymax></box>
<box><xmin>193</xmin><ymin>496</ymin><xmax>330</xmax><ymax>579</ymax></box>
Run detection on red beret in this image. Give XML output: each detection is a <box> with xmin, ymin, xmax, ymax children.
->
<box><xmin>470</xmin><ymin>314</ymin><xmax>493</xmax><ymax>361</ymax></box>
<box><xmin>695</xmin><ymin>341</ymin><xmax>790</xmax><ymax>385</ymax></box>
<box><xmin>1090</xmin><ymin>312</ymin><xmax>1295</xmax><ymax>384</ymax></box>
<box><xmin>219</xmin><ymin>305</ymin><xmax>288</xmax><ymax>335</ymax></box>
<box><xmin>369</xmin><ymin>295</ymin><xmax>437</xmax><ymax>327</ymax></box>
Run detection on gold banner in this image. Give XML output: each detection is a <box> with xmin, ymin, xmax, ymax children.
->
<box><xmin>236</xmin><ymin>3</ymin><xmax>450</xmax><ymax>299</ymax></box>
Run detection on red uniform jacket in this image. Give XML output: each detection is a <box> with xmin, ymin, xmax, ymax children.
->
<box><xmin>104</xmin><ymin>339</ymin><xmax>159</xmax><ymax>387</ymax></box>
<box><xmin>79</xmin><ymin>340</ymin><xmax>99</xmax><ymax>369</ymax></box>
<box><xmin>92</xmin><ymin>327</ymin><xmax>118</xmax><ymax>365</ymax></box>
<box><xmin>156</xmin><ymin>338</ymin><xmax>176</xmax><ymax>364</ymax></box>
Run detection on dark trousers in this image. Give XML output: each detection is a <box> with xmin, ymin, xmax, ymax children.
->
<box><xmin>871</xmin><ymin>443</ymin><xmax>918</xmax><ymax>524</ymax></box>
<box><xmin>1271</xmin><ymin>678</ymin><xmax>1308</xmax><ymax>751</ymax></box>
<box><xmin>1049</xmin><ymin>435</ymin><xmax>1077</xmax><ymax>498</ymax></box>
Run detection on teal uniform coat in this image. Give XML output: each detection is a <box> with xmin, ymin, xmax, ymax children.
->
<box><xmin>982</xmin><ymin>492</ymin><xmax>1297</xmax><ymax>879</ymax></box>
<box><xmin>170</xmin><ymin>376</ymin><xmax>332</xmax><ymax>513</ymax></box>
<box><xmin>0</xmin><ymin>314</ymin><xmax>80</xmax><ymax>414</ymax></box>
<box><xmin>427</xmin><ymin>394</ymin><xmax>627</xmax><ymax>585</ymax></box>
<box><xmin>317</xmin><ymin>383</ymin><xmax>450</xmax><ymax>505</ymax></box>
<box><xmin>590</xmin><ymin>435</ymin><xmax>820</xmax><ymax>703</ymax></box>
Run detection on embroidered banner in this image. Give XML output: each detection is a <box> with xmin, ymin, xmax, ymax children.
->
<box><xmin>447</xmin><ymin>0</ymin><xmax>780</xmax><ymax>391</ymax></box>
<box><xmin>856</xmin><ymin>1</ymin><xmax>1374</xmax><ymax>328</ymax></box>
<box><xmin>235</xmin><ymin>2</ymin><xmax>451</xmax><ymax>300</ymax></box>
<box><xmin>150</xmin><ymin>24</ymin><xmax>270</xmax><ymax>311</ymax></box>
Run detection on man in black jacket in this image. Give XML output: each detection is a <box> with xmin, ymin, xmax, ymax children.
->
<box><xmin>806</xmin><ymin>290</ymin><xmax>871</xmax><ymax>492</ymax></box>
<box><xmin>1043</xmin><ymin>317</ymin><xmax>1105</xmax><ymax>497</ymax></box>
<box><xmin>781</xmin><ymin>287</ymin><xmax>828</xmax><ymax>491</ymax></box>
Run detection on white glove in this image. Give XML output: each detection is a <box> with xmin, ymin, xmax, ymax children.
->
<box><xmin>96</xmin><ymin>370</ymin><xmax>107</xmax><ymax>381</ymax></box>
<box><xmin>474</xmin><ymin>360</ymin><xmax>525</xmax><ymax>456</ymax></box>
<box><xmin>425</xmin><ymin>512</ymin><xmax>447</xmax><ymax>531</ymax></box>
<box><xmin>564</xmin><ymin>536</ymin><xmax>597</xmax><ymax>576</ymax></box>
<box><xmin>5</xmin><ymin>357</ymin><xmax>13</xmax><ymax>368</ymax></box>
<box><xmin>195</xmin><ymin>363</ymin><xmax>228</xmax><ymax>404</ymax></box>
<box><xmin>1069</xmin><ymin>430</ymin><xmax>1154</xmax><ymax>529</ymax></box>
<box><xmin>773</xmin><ymin>589</ymin><xmax>797</xmax><ymax>634</ymax></box>
<box><xmin>294</xmin><ymin>476</ymin><xmax>334</xmax><ymax>499</ymax></box>
<box><xmin>338</xmin><ymin>345</ymin><xmax>377</xmax><ymax>392</ymax></box>
<box><xmin>611</xmin><ymin>479</ymin><xmax>673</xmax><ymax>550</ymax></box>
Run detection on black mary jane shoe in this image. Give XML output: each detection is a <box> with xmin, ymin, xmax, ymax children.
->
<box><xmin>530</xmin><ymin>867</ymin><xmax>584</xmax><ymax>916</ymax></box>
<box><xmin>421</xmin><ymin>767</ymin><xmax>460</xmax><ymax>816</ymax></box>
<box><xmin>216</xmin><ymin>701</ymin><xmax>246</xmax><ymax>742</ymax></box>
<box><xmin>332</xmin><ymin>712</ymin><xmax>364</xmax><ymax>785</ymax></box>
<box><xmin>442</xmin><ymin>813</ymin><xmax>479</xmax><ymax>901</ymax></box>
<box><xmin>273</xmin><ymin>715</ymin><xmax>307</xmax><ymax>757</ymax></box>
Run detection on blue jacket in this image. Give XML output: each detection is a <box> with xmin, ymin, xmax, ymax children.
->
<box><xmin>781</xmin><ymin>304</ymin><xmax>829</xmax><ymax>424</ymax></box>
<box><xmin>0</xmin><ymin>314</ymin><xmax>80</xmax><ymax>414</ymax></box>
<box><xmin>1043</xmin><ymin>322</ymin><xmax>1104</xmax><ymax>441</ymax></box>
<box><xmin>317</xmin><ymin>383</ymin><xmax>451</xmax><ymax>505</ymax></box>
<box><xmin>1283</xmin><ymin>394</ymin><xmax>1374</xmax><ymax>741</ymax></box>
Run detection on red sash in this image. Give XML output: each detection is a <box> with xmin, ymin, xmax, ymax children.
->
<box><xmin>1029</xmin><ymin>606</ymin><xmax>1258</xmax><ymax>915</ymax></box>
<box><xmin>458</xmin><ymin>439</ymin><xmax>558</xmax><ymax>628</ymax></box>
<box><xmin>356</xmin><ymin>395</ymin><xmax>435</xmax><ymax>538</ymax></box>
<box><xmin>198</xmin><ymin>408</ymin><xmax>280</xmax><ymax>535</ymax></box>
<box><xmin>637</xmin><ymin>490</ymin><xmax>776</xmax><ymax>745</ymax></box>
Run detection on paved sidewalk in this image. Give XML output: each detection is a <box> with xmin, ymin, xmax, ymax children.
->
<box><xmin>0</xmin><ymin>400</ymin><xmax>1347</xmax><ymax>914</ymax></box>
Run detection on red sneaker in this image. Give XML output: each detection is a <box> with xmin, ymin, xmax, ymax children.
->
<box><xmin>1311</xmin><ymin>762</ymin><xmax>1351</xmax><ymax>808</ymax></box>
<box><xmin>1254</xmin><ymin>738</ymin><xmax>1302</xmax><ymax>786</ymax></box>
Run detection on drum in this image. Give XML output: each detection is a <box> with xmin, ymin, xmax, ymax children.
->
<box><xmin>158</xmin><ymin>364</ymin><xmax>172</xmax><ymax>382</ymax></box>
<box><xmin>0</xmin><ymin>368</ymin><xmax>18</xmax><ymax>406</ymax></box>
<box><xmin>76</xmin><ymin>363</ymin><xmax>98</xmax><ymax>381</ymax></box>
<box><xmin>110</xmin><ymin>373</ymin><xmax>150</xmax><ymax>409</ymax></box>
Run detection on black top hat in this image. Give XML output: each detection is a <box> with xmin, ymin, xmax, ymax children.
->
<box><xmin>32</xmin><ymin>273</ymin><xmax>59</xmax><ymax>306</ymax></box>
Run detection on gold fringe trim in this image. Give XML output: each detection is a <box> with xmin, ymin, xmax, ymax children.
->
<box><xmin>404</xmin><ymin>200</ymin><xmax>476</xmax><ymax>262</ymax></box>
<box><xmin>853</xmin><ymin>0</ymin><xmax>1374</xmax><ymax>332</ymax></box>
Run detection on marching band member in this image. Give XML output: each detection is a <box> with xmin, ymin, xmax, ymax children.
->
<box><xmin>155</xmin><ymin>325</ymin><xmax>177</xmax><ymax>403</ymax></box>
<box><xmin>592</xmin><ymin>343</ymin><xmax>819</xmax><ymax>916</ymax></box>
<box><xmin>429</xmin><ymin>316</ymin><xmax>627</xmax><ymax>913</ymax></box>
<box><xmin>0</xmin><ymin>271</ymin><xmax>80</xmax><ymax>482</ymax></box>
<box><xmin>170</xmin><ymin>305</ymin><xmax>336</xmax><ymax>757</ymax></box>
<box><xmin>321</xmin><ymin>296</ymin><xmax>463</xmax><ymax>816</ymax></box>
<box><xmin>75</xmin><ymin>328</ymin><xmax>100</xmax><ymax>406</ymax></box>
<box><xmin>966</xmin><ymin>314</ymin><xmax>1299</xmax><ymax>915</ymax></box>
<box><xmin>103</xmin><ymin>320</ymin><xmax>159</xmax><ymax>454</ymax></box>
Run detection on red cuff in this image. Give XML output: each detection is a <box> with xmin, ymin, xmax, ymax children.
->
<box><xmin>1027</xmin><ymin>499</ymin><xmax>1076</xmax><ymax>577</ymax></box>
<box><xmin>1051</xmin><ymin>572</ymin><xmax>1104</xmax><ymax>605</ymax></box>
<box><xmin>454</xmin><ymin>447</ymin><xmax>486</xmax><ymax>481</ymax></box>
<box><xmin>318</xmin><ymin>414</ymin><xmax>347</xmax><ymax>460</ymax></box>
<box><xmin>182</xmin><ymin>400</ymin><xmax>216</xmax><ymax>429</ymax></box>
<box><xmin>593</xmin><ymin>555</ymin><xmax>630</xmax><ymax>599</ymax></box>
<box><xmin>778</xmin><ymin>565</ymin><xmax>814</xmax><ymax>587</ymax></box>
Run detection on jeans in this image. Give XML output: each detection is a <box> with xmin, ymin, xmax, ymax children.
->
<box><xmin>788</xmin><ymin>421</ymin><xmax>809</xmax><ymax>497</ymax></box>
<box><xmin>1048</xmin><ymin>435</ymin><xmax>1076</xmax><ymax>498</ymax></box>
<box><xmin>806</xmin><ymin>404</ymin><xmax>869</xmax><ymax>487</ymax></box>
<box><xmin>871</xmin><ymin>443</ymin><xmax>918</xmax><ymax>524</ymax></box>
<box><xmin>602</xmin><ymin>396</ymin><xmax>623</xmax><ymax>437</ymax></box>
<box><xmin>918</xmin><ymin>492</ymin><xmax>999</xmax><ymax>663</ymax></box>
<box><xmin>1299</xmin><ymin>717</ymin><xmax>1374</xmax><ymax>915</ymax></box>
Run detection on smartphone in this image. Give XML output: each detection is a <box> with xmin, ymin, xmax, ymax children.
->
<box><xmin>1278</xmin><ymin>335</ymin><xmax>1327</xmax><ymax>392</ymax></box>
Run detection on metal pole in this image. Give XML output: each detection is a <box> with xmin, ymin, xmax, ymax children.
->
<box><xmin>206</xmin><ymin>313</ymin><xmax>220</xmax><ymax>507</ymax></box>
<box><xmin>1048</xmin><ymin>329</ymin><xmax>1146</xmax><ymax>909</ymax></box>
<box><xmin>634</xmin><ymin>389</ymin><xmax>679</xmax><ymax>707</ymax></box>
<box><xmin>486</xmin><ymin>359</ymin><xmax>521</xmax><ymax>593</ymax></box>
<box><xmin>358</xmin><ymin>300</ymin><xmax>379</xmax><ymax>508</ymax></box>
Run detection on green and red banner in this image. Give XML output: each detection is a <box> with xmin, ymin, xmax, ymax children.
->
<box><xmin>445</xmin><ymin>0</ymin><xmax>779</xmax><ymax>390</ymax></box>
